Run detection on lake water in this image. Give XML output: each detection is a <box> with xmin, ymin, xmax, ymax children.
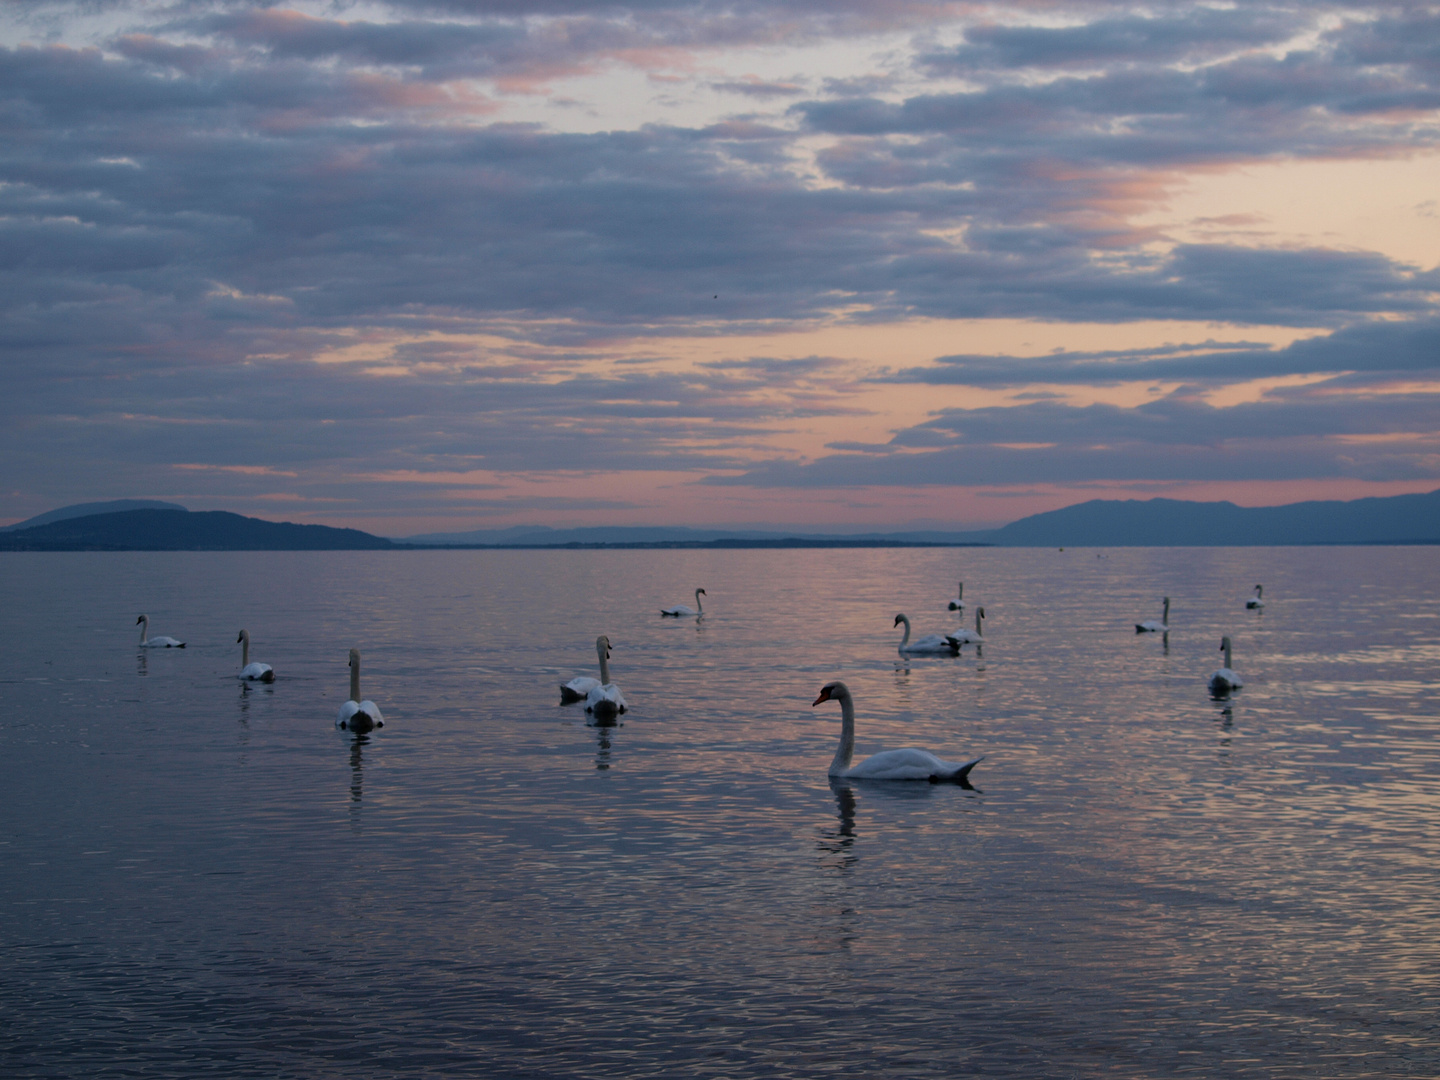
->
<box><xmin>2</xmin><ymin>546</ymin><xmax>1438</xmax><ymax>1078</ymax></box>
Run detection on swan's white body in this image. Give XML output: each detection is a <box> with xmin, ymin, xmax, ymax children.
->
<box><xmin>136</xmin><ymin>614</ymin><xmax>184</xmax><ymax>648</ymax></box>
<box><xmin>814</xmin><ymin>682</ymin><xmax>981</xmax><ymax>782</ymax></box>
<box><xmin>1136</xmin><ymin>597</ymin><xmax>1170</xmax><ymax>633</ymax></box>
<box><xmin>583</xmin><ymin>635</ymin><xmax>627</xmax><ymax>722</ymax></box>
<box><xmin>1246</xmin><ymin>585</ymin><xmax>1265</xmax><ymax>610</ymax></box>
<box><xmin>560</xmin><ymin>634</ymin><xmax>610</xmax><ymax>703</ymax></box>
<box><xmin>236</xmin><ymin>629</ymin><xmax>275</xmax><ymax>682</ymax></box>
<box><xmin>894</xmin><ymin>613</ymin><xmax>960</xmax><ymax>655</ymax></box>
<box><xmin>336</xmin><ymin>648</ymin><xmax>383</xmax><ymax>731</ymax></box>
<box><xmin>949</xmin><ymin>607</ymin><xmax>986</xmax><ymax>645</ymax></box>
<box><xmin>948</xmin><ymin>582</ymin><xmax>966</xmax><ymax>612</ymax></box>
<box><xmin>1208</xmin><ymin>636</ymin><xmax>1244</xmax><ymax>695</ymax></box>
<box><xmin>661</xmin><ymin>588</ymin><xmax>705</xmax><ymax>617</ymax></box>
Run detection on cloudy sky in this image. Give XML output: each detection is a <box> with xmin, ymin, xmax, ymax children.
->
<box><xmin>2</xmin><ymin>0</ymin><xmax>1438</xmax><ymax>534</ymax></box>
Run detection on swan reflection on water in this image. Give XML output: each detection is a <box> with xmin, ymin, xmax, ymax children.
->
<box><xmin>817</xmin><ymin>783</ymin><xmax>857</xmax><ymax>870</ymax></box>
<box><xmin>348</xmin><ymin>732</ymin><xmax>372</xmax><ymax>803</ymax></box>
<box><xmin>593</xmin><ymin>725</ymin><xmax>615</xmax><ymax>770</ymax></box>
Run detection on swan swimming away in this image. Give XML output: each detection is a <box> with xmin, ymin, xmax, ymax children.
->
<box><xmin>236</xmin><ymin>629</ymin><xmax>274</xmax><ymax>682</ymax></box>
<box><xmin>336</xmin><ymin>648</ymin><xmax>384</xmax><ymax>732</ymax></box>
<box><xmin>894</xmin><ymin>613</ymin><xmax>961</xmax><ymax>656</ymax></box>
<box><xmin>559</xmin><ymin>634</ymin><xmax>607</xmax><ymax>703</ymax></box>
<box><xmin>1246</xmin><ymin>584</ymin><xmax>1265</xmax><ymax>610</ymax></box>
<box><xmin>813</xmin><ymin>682</ymin><xmax>981</xmax><ymax>783</ymax></box>
<box><xmin>661</xmin><ymin>588</ymin><xmax>706</xmax><ymax>617</ymax></box>
<box><xmin>1136</xmin><ymin>597</ymin><xmax>1170</xmax><ymax>633</ymax></box>
<box><xmin>949</xmin><ymin>606</ymin><xmax>986</xmax><ymax>645</ymax></box>
<box><xmin>948</xmin><ymin>582</ymin><xmax>966</xmax><ymax>612</ymax></box>
<box><xmin>136</xmin><ymin>614</ymin><xmax>184</xmax><ymax>648</ymax></box>
<box><xmin>1208</xmin><ymin>636</ymin><xmax>1244</xmax><ymax>695</ymax></box>
<box><xmin>583</xmin><ymin>635</ymin><xmax>627</xmax><ymax>723</ymax></box>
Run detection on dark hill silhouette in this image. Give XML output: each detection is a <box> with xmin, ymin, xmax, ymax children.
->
<box><xmin>0</xmin><ymin>509</ymin><xmax>397</xmax><ymax>551</ymax></box>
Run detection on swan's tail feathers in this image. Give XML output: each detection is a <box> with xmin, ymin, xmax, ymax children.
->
<box><xmin>588</xmin><ymin>700</ymin><xmax>621</xmax><ymax>725</ymax></box>
<box><xmin>559</xmin><ymin>684</ymin><xmax>586</xmax><ymax>703</ymax></box>
<box><xmin>940</xmin><ymin>757</ymin><xmax>983</xmax><ymax>785</ymax></box>
<box><xmin>261</xmin><ymin>669</ymin><xmax>275</xmax><ymax>683</ymax></box>
<box><xmin>945</xmin><ymin>636</ymin><xmax>962</xmax><ymax>655</ymax></box>
<box><xmin>177</xmin><ymin>643</ymin><xmax>186</xmax><ymax>648</ymax></box>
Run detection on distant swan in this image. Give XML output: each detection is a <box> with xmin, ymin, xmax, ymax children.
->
<box><xmin>949</xmin><ymin>606</ymin><xmax>986</xmax><ymax>645</ymax></box>
<box><xmin>661</xmin><ymin>588</ymin><xmax>705</xmax><ymax>617</ymax></box>
<box><xmin>1246</xmin><ymin>585</ymin><xmax>1265</xmax><ymax>610</ymax></box>
<box><xmin>948</xmin><ymin>582</ymin><xmax>966</xmax><ymax>612</ymax></box>
<box><xmin>894</xmin><ymin>613</ymin><xmax>960</xmax><ymax>656</ymax></box>
<box><xmin>1208</xmin><ymin>636</ymin><xmax>1244</xmax><ymax>696</ymax></box>
<box><xmin>814</xmin><ymin>682</ymin><xmax>981</xmax><ymax>782</ymax></box>
<box><xmin>1136</xmin><ymin>597</ymin><xmax>1170</xmax><ymax>633</ymax></box>
<box><xmin>584</xmin><ymin>635</ymin><xmax>627</xmax><ymax>723</ymax></box>
<box><xmin>236</xmin><ymin>629</ymin><xmax>275</xmax><ymax>682</ymax></box>
<box><xmin>560</xmin><ymin>635</ymin><xmax>607</xmax><ymax>703</ymax></box>
<box><xmin>336</xmin><ymin>648</ymin><xmax>384</xmax><ymax>732</ymax></box>
<box><xmin>136</xmin><ymin>613</ymin><xmax>184</xmax><ymax>648</ymax></box>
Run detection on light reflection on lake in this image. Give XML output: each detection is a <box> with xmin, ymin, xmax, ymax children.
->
<box><xmin>2</xmin><ymin>546</ymin><xmax>1439</xmax><ymax>1077</ymax></box>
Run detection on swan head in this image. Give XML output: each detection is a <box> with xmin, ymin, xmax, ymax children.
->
<box><xmin>813</xmin><ymin>682</ymin><xmax>849</xmax><ymax>707</ymax></box>
<box><xmin>1219</xmin><ymin>635</ymin><xmax>1231</xmax><ymax>652</ymax></box>
<box><xmin>977</xmin><ymin>606</ymin><xmax>986</xmax><ymax>621</ymax></box>
<box><xmin>348</xmin><ymin>648</ymin><xmax>361</xmax><ymax>668</ymax></box>
<box><xmin>696</xmin><ymin>588</ymin><xmax>706</xmax><ymax>596</ymax></box>
<box><xmin>893</xmin><ymin>613</ymin><xmax>909</xmax><ymax>628</ymax></box>
<box><xmin>136</xmin><ymin>614</ymin><xmax>147</xmax><ymax>626</ymax></box>
<box><xmin>596</xmin><ymin>634</ymin><xmax>612</xmax><ymax>657</ymax></box>
<box><xmin>237</xmin><ymin>629</ymin><xmax>249</xmax><ymax>645</ymax></box>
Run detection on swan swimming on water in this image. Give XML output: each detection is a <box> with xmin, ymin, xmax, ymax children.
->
<box><xmin>583</xmin><ymin>635</ymin><xmax>627</xmax><ymax>723</ymax></box>
<box><xmin>948</xmin><ymin>582</ymin><xmax>966</xmax><ymax>612</ymax></box>
<box><xmin>661</xmin><ymin>588</ymin><xmax>705</xmax><ymax>617</ymax></box>
<box><xmin>894</xmin><ymin>613</ymin><xmax>960</xmax><ymax>656</ymax></box>
<box><xmin>813</xmin><ymin>682</ymin><xmax>981</xmax><ymax>782</ymax></box>
<box><xmin>1136</xmin><ymin>597</ymin><xmax>1170</xmax><ymax>633</ymax></box>
<box><xmin>336</xmin><ymin>649</ymin><xmax>384</xmax><ymax>732</ymax></box>
<box><xmin>236</xmin><ymin>629</ymin><xmax>275</xmax><ymax>682</ymax></box>
<box><xmin>136</xmin><ymin>614</ymin><xmax>184</xmax><ymax>648</ymax></box>
<box><xmin>1246</xmin><ymin>585</ymin><xmax>1265</xmax><ymax>610</ymax></box>
<box><xmin>949</xmin><ymin>606</ymin><xmax>985</xmax><ymax>645</ymax></box>
<box><xmin>559</xmin><ymin>635</ymin><xmax>608</xmax><ymax>703</ymax></box>
<box><xmin>1208</xmin><ymin>636</ymin><xmax>1244</xmax><ymax>696</ymax></box>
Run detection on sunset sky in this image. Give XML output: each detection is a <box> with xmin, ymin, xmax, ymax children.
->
<box><xmin>2</xmin><ymin>0</ymin><xmax>1438</xmax><ymax>535</ymax></box>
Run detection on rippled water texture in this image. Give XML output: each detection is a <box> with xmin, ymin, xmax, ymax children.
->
<box><xmin>3</xmin><ymin>547</ymin><xmax>1439</xmax><ymax>1077</ymax></box>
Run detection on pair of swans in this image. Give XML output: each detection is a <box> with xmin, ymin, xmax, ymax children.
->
<box><xmin>1136</xmin><ymin>597</ymin><xmax>1170</xmax><ymax>633</ymax></box>
<box><xmin>236</xmin><ymin>629</ymin><xmax>274</xmax><ymax>682</ymax></box>
<box><xmin>336</xmin><ymin>648</ymin><xmax>384</xmax><ymax>732</ymax></box>
<box><xmin>1208</xmin><ymin>636</ymin><xmax>1244</xmax><ymax>696</ymax></box>
<box><xmin>560</xmin><ymin>634</ymin><xmax>627</xmax><ymax>722</ymax></box>
<box><xmin>1247</xmin><ymin>585</ymin><xmax>1265</xmax><ymax>610</ymax></box>
<box><xmin>661</xmin><ymin>588</ymin><xmax>705</xmax><ymax>617</ymax></box>
<box><xmin>894</xmin><ymin>609</ymin><xmax>984</xmax><ymax>655</ymax></box>
<box><xmin>136</xmin><ymin>614</ymin><xmax>184</xmax><ymax>648</ymax></box>
<box><xmin>813</xmin><ymin>682</ymin><xmax>981</xmax><ymax>783</ymax></box>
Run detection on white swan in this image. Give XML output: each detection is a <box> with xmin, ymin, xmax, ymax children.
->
<box><xmin>814</xmin><ymin>682</ymin><xmax>981</xmax><ymax>782</ymax></box>
<box><xmin>1246</xmin><ymin>584</ymin><xmax>1265</xmax><ymax>610</ymax></box>
<box><xmin>948</xmin><ymin>582</ymin><xmax>966</xmax><ymax>612</ymax></box>
<box><xmin>136</xmin><ymin>613</ymin><xmax>184</xmax><ymax>648</ymax></box>
<box><xmin>894</xmin><ymin>613</ymin><xmax>961</xmax><ymax>656</ymax></box>
<box><xmin>661</xmin><ymin>587</ymin><xmax>705</xmax><ymax>617</ymax></box>
<box><xmin>559</xmin><ymin>634</ymin><xmax>607</xmax><ymax>703</ymax></box>
<box><xmin>949</xmin><ymin>606</ymin><xmax>986</xmax><ymax>645</ymax></box>
<box><xmin>584</xmin><ymin>635</ymin><xmax>627</xmax><ymax>722</ymax></box>
<box><xmin>336</xmin><ymin>648</ymin><xmax>384</xmax><ymax>731</ymax></box>
<box><xmin>1136</xmin><ymin>597</ymin><xmax>1170</xmax><ymax>633</ymax></box>
<box><xmin>236</xmin><ymin>629</ymin><xmax>274</xmax><ymax>682</ymax></box>
<box><xmin>1208</xmin><ymin>636</ymin><xmax>1244</xmax><ymax>695</ymax></box>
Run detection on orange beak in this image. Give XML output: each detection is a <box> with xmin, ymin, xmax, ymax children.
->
<box><xmin>812</xmin><ymin>688</ymin><xmax>832</xmax><ymax>706</ymax></box>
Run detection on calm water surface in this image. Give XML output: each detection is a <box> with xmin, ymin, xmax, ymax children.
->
<box><xmin>2</xmin><ymin>547</ymin><xmax>1439</xmax><ymax>1077</ymax></box>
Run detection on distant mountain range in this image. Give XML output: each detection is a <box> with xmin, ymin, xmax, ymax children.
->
<box><xmin>2</xmin><ymin>489</ymin><xmax>1438</xmax><ymax>550</ymax></box>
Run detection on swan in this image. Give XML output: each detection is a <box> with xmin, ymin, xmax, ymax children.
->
<box><xmin>948</xmin><ymin>582</ymin><xmax>966</xmax><ymax>612</ymax></box>
<box><xmin>949</xmin><ymin>606</ymin><xmax>986</xmax><ymax>645</ymax></box>
<box><xmin>136</xmin><ymin>614</ymin><xmax>184</xmax><ymax>648</ymax></box>
<box><xmin>584</xmin><ymin>635</ymin><xmax>627</xmax><ymax>723</ymax></box>
<box><xmin>661</xmin><ymin>588</ymin><xmax>705</xmax><ymax>617</ymax></box>
<box><xmin>813</xmin><ymin>682</ymin><xmax>981</xmax><ymax>782</ymax></box>
<box><xmin>336</xmin><ymin>648</ymin><xmax>384</xmax><ymax>732</ymax></box>
<box><xmin>559</xmin><ymin>634</ymin><xmax>607</xmax><ymax>703</ymax></box>
<box><xmin>1208</xmin><ymin>636</ymin><xmax>1244</xmax><ymax>695</ymax></box>
<box><xmin>236</xmin><ymin>629</ymin><xmax>275</xmax><ymax>682</ymax></box>
<box><xmin>894</xmin><ymin>613</ymin><xmax>961</xmax><ymax>656</ymax></box>
<box><xmin>1136</xmin><ymin>597</ymin><xmax>1170</xmax><ymax>633</ymax></box>
<box><xmin>1246</xmin><ymin>584</ymin><xmax>1265</xmax><ymax>610</ymax></box>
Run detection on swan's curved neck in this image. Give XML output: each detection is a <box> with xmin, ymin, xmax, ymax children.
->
<box><xmin>1162</xmin><ymin>597</ymin><xmax>1170</xmax><ymax>626</ymax></box>
<box><xmin>975</xmin><ymin>609</ymin><xmax>984</xmax><ymax>635</ymax></box>
<box><xmin>694</xmin><ymin>588</ymin><xmax>703</xmax><ymax>615</ymax></box>
<box><xmin>350</xmin><ymin>657</ymin><xmax>361</xmax><ymax>703</ymax></box>
<box><xmin>1223</xmin><ymin>638</ymin><xmax>1233</xmax><ymax>669</ymax></box>
<box><xmin>240</xmin><ymin>632</ymin><xmax>250</xmax><ymax>666</ymax></box>
<box><xmin>896</xmin><ymin>615</ymin><xmax>911</xmax><ymax>650</ymax></box>
<box><xmin>957</xmin><ymin>582</ymin><xmax>964</xmax><ymax>600</ymax></box>
<box><xmin>597</xmin><ymin>640</ymin><xmax>612</xmax><ymax>684</ymax></box>
<box><xmin>138</xmin><ymin>616</ymin><xmax>148</xmax><ymax>645</ymax></box>
<box><xmin>829</xmin><ymin>690</ymin><xmax>855</xmax><ymax>777</ymax></box>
